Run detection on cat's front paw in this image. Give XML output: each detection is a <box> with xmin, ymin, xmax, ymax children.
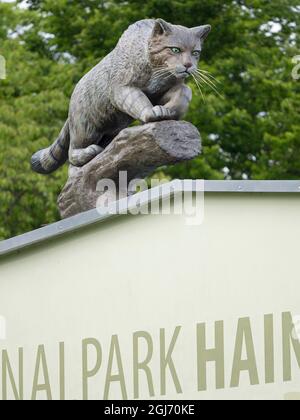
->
<box><xmin>141</xmin><ymin>106</ymin><xmax>175</xmax><ymax>123</ymax></box>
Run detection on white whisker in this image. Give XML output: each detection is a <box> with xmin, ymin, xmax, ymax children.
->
<box><xmin>195</xmin><ymin>71</ymin><xmax>219</xmax><ymax>89</ymax></box>
<box><xmin>197</xmin><ymin>69</ymin><xmax>221</xmax><ymax>84</ymax></box>
<box><xmin>194</xmin><ymin>72</ymin><xmax>223</xmax><ymax>99</ymax></box>
<box><xmin>191</xmin><ymin>74</ymin><xmax>205</xmax><ymax>102</ymax></box>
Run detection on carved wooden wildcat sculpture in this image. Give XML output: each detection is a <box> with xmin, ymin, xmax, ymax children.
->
<box><xmin>31</xmin><ymin>19</ymin><xmax>211</xmax><ymax>174</ymax></box>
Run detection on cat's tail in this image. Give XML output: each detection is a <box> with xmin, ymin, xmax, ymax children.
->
<box><xmin>31</xmin><ymin>120</ymin><xmax>70</xmax><ymax>174</ymax></box>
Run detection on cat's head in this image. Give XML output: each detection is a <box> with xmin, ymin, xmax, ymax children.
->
<box><xmin>149</xmin><ymin>19</ymin><xmax>211</xmax><ymax>80</ymax></box>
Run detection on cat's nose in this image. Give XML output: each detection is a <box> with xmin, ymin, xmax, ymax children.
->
<box><xmin>184</xmin><ymin>62</ymin><xmax>193</xmax><ymax>70</ymax></box>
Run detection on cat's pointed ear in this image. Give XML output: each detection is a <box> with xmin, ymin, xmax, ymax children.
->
<box><xmin>153</xmin><ymin>19</ymin><xmax>173</xmax><ymax>36</ymax></box>
<box><xmin>192</xmin><ymin>25</ymin><xmax>211</xmax><ymax>41</ymax></box>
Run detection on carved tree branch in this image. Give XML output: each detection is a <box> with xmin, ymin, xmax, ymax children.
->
<box><xmin>58</xmin><ymin>120</ymin><xmax>201</xmax><ymax>219</ymax></box>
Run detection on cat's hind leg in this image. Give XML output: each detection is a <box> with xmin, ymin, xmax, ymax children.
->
<box><xmin>69</xmin><ymin>144</ymin><xmax>104</xmax><ymax>167</ymax></box>
<box><xmin>68</xmin><ymin>116</ymin><xmax>104</xmax><ymax>167</ymax></box>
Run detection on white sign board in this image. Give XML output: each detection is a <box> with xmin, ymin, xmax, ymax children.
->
<box><xmin>0</xmin><ymin>191</ymin><xmax>299</xmax><ymax>400</ymax></box>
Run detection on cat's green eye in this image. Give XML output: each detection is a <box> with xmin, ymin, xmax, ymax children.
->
<box><xmin>192</xmin><ymin>50</ymin><xmax>201</xmax><ymax>58</ymax></box>
<box><xmin>170</xmin><ymin>47</ymin><xmax>181</xmax><ymax>54</ymax></box>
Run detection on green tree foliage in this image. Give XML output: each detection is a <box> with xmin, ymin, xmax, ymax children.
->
<box><xmin>0</xmin><ymin>0</ymin><xmax>299</xmax><ymax>239</ymax></box>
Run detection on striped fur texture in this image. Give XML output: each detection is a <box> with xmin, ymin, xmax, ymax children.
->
<box><xmin>31</xmin><ymin>19</ymin><xmax>211</xmax><ymax>174</ymax></box>
<box><xmin>31</xmin><ymin>121</ymin><xmax>70</xmax><ymax>174</ymax></box>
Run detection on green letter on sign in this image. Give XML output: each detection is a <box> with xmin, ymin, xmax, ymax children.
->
<box><xmin>160</xmin><ymin>326</ymin><xmax>182</xmax><ymax>396</ymax></box>
<box><xmin>282</xmin><ymin>312</ymin><xmax>300</xmax><ymax>382</ymax></box>
<box><xmin>133</xmin><ymin>331</ymin><xmax>155</xmax><ymax>399</ymax></box>
<box><xmin>197</xmin><ymin>321</ymin><xmax>225</xmax><ymax>391</ymax></box>
<box><xmin>230</xmin><ymin>318</ymin><xmax>259</xmax><ymax>388</ymax></box>
<box><xmin>82</xmin><ymin>338</ymin><xmax>102</xmax><ymax>400</ymax></box>
<box><xmin>2</xmin><ymin>349</ymin><xmax>23</xmax><ymax>400</ymax></box>
<box><xmin>104</xmin><ymin>335</ymin><xmax>128</xmax><ymax>400</ymax></box>
<box><xmin>31</xmin><ymin>345</ymin><xmax>52</xmax><ymax>400</ymax></box>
